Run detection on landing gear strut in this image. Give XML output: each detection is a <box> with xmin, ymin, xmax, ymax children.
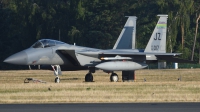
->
<box><xmin>110</xmin><ymin>73</ymin><xmax>118</xmax><ymax>82</ymax></box>
<box><xmin>51</xmin><ymin>65</ymin><xmax>62</xmax><ymax>83</ymax></box>
<box><xmin>85</xmin><ymin>73</ymin><xmax>93</xmax><ymax>82</ymax></box>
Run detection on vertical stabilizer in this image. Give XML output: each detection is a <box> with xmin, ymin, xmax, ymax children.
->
<box><xmin>144</xmin><ymin>15</ymin><xmax>168</xmax><ymax>53</ymax></box>
<box><xmin>113</xmin><ymin>16</ymin><xmax>137</xmax><ymax>49</ymax></box>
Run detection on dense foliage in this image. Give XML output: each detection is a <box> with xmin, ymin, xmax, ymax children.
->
<box><xmin>1</xmin><ymin>0</ymin><xmax>200</xmax><ymax>69</ymax></box>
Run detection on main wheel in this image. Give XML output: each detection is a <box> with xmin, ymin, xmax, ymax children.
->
<box><xmin>55</xmin><ymin>77</ymin><xmax>60</xmax><ymax>83</ymax></box>
<box><xmin>85</xmin><ymin>73</ymin><xmax>93</xmax><ymax>82</ymax></box>
<box><xmin>110</xmin><ymin>73</ymin><xmax>118</xmax><ymax>82</ymax></box>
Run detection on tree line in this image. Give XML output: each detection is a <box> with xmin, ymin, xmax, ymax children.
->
<box><xmin>0</xmin><ymin>0</ymin><xmax>200</xmax><ymax>69</ymax></box>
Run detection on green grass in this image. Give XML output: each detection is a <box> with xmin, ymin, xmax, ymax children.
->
<box><xmin>0</xmin><ymin>69</ymin><xmax>200</xmax><ymax>103</ymax></box>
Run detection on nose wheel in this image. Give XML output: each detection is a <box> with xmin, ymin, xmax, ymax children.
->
<box><xmin>110</xmin><ymin>73</ymin><xmax>118</xmax><ymax>82</ymax></box>
<box><xmin>51</xmin><ymin>65</ymin><xmax>62</xmax><ymax>83</ymax></box>
<box><xmin>55</xmin><ymin>77</ymin><xmax>60</xmax><ymax>83</ymax></box>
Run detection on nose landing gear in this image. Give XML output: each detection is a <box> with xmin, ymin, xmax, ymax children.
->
<box><xmin>55</xmin><ymin>76</ymin><xmax>60</xmax><ymax>83</ymax></box>
<box><xmin>51</xmin><ymin>65</ymin><xmax>62</xmax><ymax>83</ymax></box>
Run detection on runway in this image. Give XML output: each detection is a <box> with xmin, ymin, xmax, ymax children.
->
<box><xmin>0</xmin><ymin>103</ymin><xmax>200</xmax><ymax>112</ymax></box>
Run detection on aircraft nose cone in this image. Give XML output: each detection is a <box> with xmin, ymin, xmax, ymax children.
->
<box><xmin>3</xmin><ymin>51</ymin><xmax>28</xmax><ymax>65</ymax></box>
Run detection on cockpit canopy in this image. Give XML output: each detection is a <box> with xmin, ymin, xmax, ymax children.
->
<box><xmin>32</xmin><ymin>39</ymin><xmax>65</xmax><ymax>48</ymax></box>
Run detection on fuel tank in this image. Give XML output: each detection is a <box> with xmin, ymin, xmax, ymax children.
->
<box><xmin>95</xmin><ymin>61</ymin><xmax>147</xmax><ymax>71</ymax></box>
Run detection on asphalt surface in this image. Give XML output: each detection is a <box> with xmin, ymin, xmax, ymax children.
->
<box><xmin>0</xmin><ymin>103</ymin><xmax>200</xmax><ymax>112</ymax></box>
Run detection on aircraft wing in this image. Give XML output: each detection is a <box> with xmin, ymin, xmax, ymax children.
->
<box><xmin>77</xmin><ymin>51</ymin><xmax>181</xmax><ymax>57</ymax></box>
<box><xmin>99</xmin><ymin>52</ymin><xmax>181</xmax><ymax>56</ymax></box>
<box><xmin>156</xmin><ymin>55</ymin><xmax>196</xmax><ymax>64</ymax></box>
<box><xmin>77</xmin><ymin>51</ymin><xmax>196</xmax><ymax>63</ymax></box>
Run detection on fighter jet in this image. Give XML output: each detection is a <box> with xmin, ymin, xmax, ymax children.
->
<box><xmin>3</xmin><ymin>15</ymin><xmax>192</xmax><ymax>83</ymax></box>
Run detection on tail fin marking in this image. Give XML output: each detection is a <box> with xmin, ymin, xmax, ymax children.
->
<box><xmin>144</xmin><ymin>15</ymin><xmax>168</xmax><ymax>53</ymax></box>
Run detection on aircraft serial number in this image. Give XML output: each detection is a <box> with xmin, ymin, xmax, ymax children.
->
<box><xmin>151</xmin><ymin>45</ymin><xmax>159</xmax><ymax>51</ymax></box>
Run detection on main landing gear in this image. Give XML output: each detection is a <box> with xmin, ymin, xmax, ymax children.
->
<box><xmin>85</xmin><ymin>73</ymin><xmax>93</xmax><ymax>82</ymax></box>
<box><xmin>110</xmin><ymin>73</ymin><xmax>119</xmax><ymax>82</ymax></box>
<box><xmin>85</xmin><ymin>72</ymin><xmax>119</xmax><ymax>82</ymax></box>
<box><xmin>51</xmin><ymin>65</ymin><xmax>62</xmax><ymax>83</ymax></box>
<box><xmin>85</xmin><ymin>67</ymin><xmax>95</xmax><ymax>82</ymax></box>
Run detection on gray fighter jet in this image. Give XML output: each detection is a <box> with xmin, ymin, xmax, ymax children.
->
<box><xmin>3</xmin><ymin>15</ymin><xmax>192</xmax><ymax>83</ymax></box>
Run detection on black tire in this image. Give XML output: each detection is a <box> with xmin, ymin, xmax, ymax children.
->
<box><xmin>110</xmin><ymin>73</ymin><xmax>118</xmax><ymax>82</ymax></box>
<box><xmin>55</xmin><ymin>77</ymin><xmax>60</xmax><ymax>83</ymax></box>
<box><xmin>85</xmin><ymin>73</ymin><xmax>93</xmax><ymax>82</ymax></box>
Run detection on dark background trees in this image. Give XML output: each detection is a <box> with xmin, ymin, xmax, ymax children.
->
<box><xmin>0</xmin><ymin>0</ymin><xmax>199</xmax><ymax>69</ymax></box>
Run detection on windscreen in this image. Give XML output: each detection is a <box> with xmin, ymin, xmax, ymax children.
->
<box><xmin>31</xmin><ymin>39</ymin><xmax>65</xmax><ymax>48</ymax></box>
<box><xmin>32</xmin><ymin>41</ymin><xmax>43</xmax><ymax>48</ymax></box>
